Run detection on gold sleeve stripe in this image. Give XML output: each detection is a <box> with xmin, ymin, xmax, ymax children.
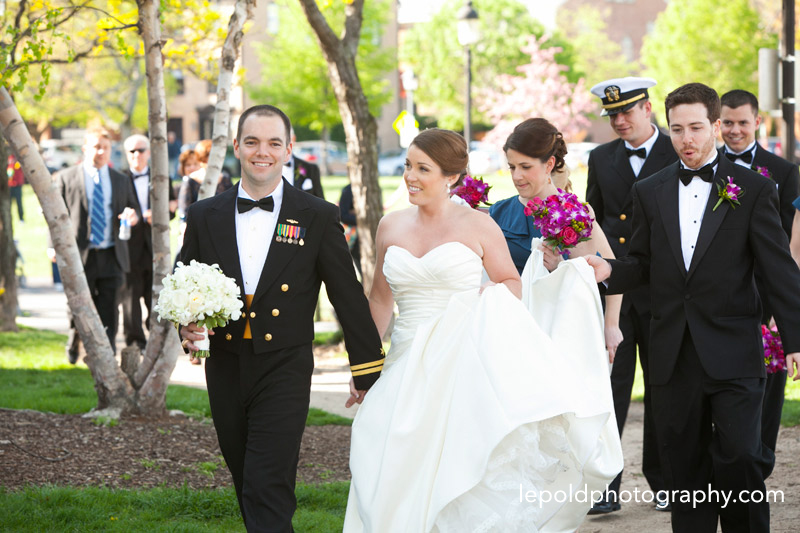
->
<box><xmin>352</xmin><ymin>365</ymin><xmax>383</xmax><ymax>377</ymax></box>
<box><xmin>603</xmin><ymin>93</ymin><xmax>646</xmax><ymax>110</ymax></box>
<box><xmin>350</xmin><ymin>358</ymin><xmax>386</xmax><ymax>371</ymax></box>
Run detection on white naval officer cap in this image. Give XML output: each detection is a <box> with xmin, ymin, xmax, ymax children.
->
<box><xmin>590</xmin><ymin>77</ymin><xmax>657</xmax><ymax>116</ymax></box>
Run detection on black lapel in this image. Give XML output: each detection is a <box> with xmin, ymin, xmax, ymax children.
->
<box><xmin>655</xmin><ymin>163</ymin><xmax>687</xmax><ymax>277</ymax></box>
<box><xmin>612</xmin><ymin>141</ymin><xmax>636</xmax><ymax>188</ymax></box>
<box><xmin>686</xmin><ymin>158</ymin><xmax>734</xmax><ymax>280</ymax></box>
<box><xmin>204</xmin><ymin>184</ymin><xmax>245</xmax><ymax>297</ymax></box>
<box><xmin>639</xmin><ymin>132</ymin><xmax>672</xmax><ymax>180</ymax></box>
<box><xmin>251</xmin><ymin>180</ymin><xmax>316</xmax><ymax>304</ymax></box>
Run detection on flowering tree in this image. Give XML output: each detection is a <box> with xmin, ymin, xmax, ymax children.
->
<box><xmin>480</xmin><ymin>36</ymin><xmax>594</xmax><ymax>148</ymax></box>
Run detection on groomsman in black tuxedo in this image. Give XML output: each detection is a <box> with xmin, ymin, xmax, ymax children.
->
<box><xmin>587</xmin><ymin>83</ymin><xmax>800</xmax><ymax>533</ymax></box>
<box><xmin>719</xmin><ymin>89</ymin><xmax>800</xmax><ymax>457</ymax></box>
<box><xmin>586</xmin><ymin>77</ymin><xmax>677</xmax><ymax>513</ymax></box>
<box><xmin>180</xmin><ymin>105</ymin><xmax>383</xmax><ymax>531</ymax></box>
<box><xmin>282</xmin><ymin>129</ymin><xmax>325</xmax><ymax>199</ymax></box>
<box><xmin>54</xmin><ymin>127</ymin><xmax>140</xmax><ymax>362</ymax></box>
<box><xmin>120</xmin><ymin>134</ymin><xmax>177</xmax><ymax>350</ymax></box>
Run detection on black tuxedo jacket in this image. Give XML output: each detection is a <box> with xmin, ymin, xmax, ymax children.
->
<box><xmin>586</xmin><ymin>130</ymin><xmax>678</xmax><ymax>312</ymax></box>
<box><xmin>181</xmin><ymin>180</ymin><xmax>383</xmax><ymax>389</ymax></box>
<box><xmin>292</xmin><ymin>156</ymin><xmax>324</xmax><ymax>200</ymax></box>
<box><xmin>607</xmin><ymin>158</ymin><xmax>800</xmax><ymax>385</ymax></box>
<box><xmin>54</xmin><ymin>164</ymin><xmax>138</xmax><ymax>273</ymax></box>
<box><xmin>125</xmin><ymin>169</ymin><xmax>177</xmax><ymax>268</ymax></box>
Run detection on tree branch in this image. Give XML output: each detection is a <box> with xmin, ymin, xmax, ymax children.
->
<box><xmin>296</xmin><ymin>0</ymin><xmax>341</xmax><ymax>56</ymax></box>
<box><xmin>342</xmin><ymin>0</ymin><xmax>365</xmax><ymax>55</ymax></box>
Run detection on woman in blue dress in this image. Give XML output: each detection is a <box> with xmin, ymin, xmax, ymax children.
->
<box><xmin>490</xmin><ymin>117</ymin><xmax>624</xmax><ymax>359</ymax></box>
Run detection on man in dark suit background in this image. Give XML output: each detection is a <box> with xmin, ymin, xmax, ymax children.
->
<box><xmin>180</xmin><ymin>105</ymin><xmax>383</xmax><ymax>531</ymax></box>
<box><xmin>54</xmin><ymin>126</ymin><xmax>139</xmax><ymax>363</ymax></box>
<box><xmin>588</xmin><ymin>83</ymin><xmax>800</xmax><ymax>532</ymax></box>
<box><xmin>586</xmin><ymin>77</ymin><xmax>677</xmax><ymax>513</ymax></box>
<box><xmin>719</xmin><ymin>89</ymin><xmax>800</xmax><ymax>457</ymax></box>
<box><xmin>120</xmin><ymin>134</ymin><xmax>177</xmax><ymax>351</ymax></box>
<box><xmin>282</xmin><ymin>129</ymin><xmax>324</xmax><ymax>199</ymax></box>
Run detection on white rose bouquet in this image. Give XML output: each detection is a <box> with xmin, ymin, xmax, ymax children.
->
<box><xmin>155</xmin><ymin>260</ymin><xmax>244</xmax><ymax>358</ymax></box>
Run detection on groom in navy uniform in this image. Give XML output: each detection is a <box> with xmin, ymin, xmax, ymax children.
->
<box><xmin>587</xmin><ymin>83</ymin><xmax>800</xmax><ymax>532</ymax></box>
<box><xmin>719</xmin><ymin>89</ymin><xmax>800</xmax><ymax>457</ymax></box>
<box><xmin>180</xmin><ymin>105</ymin><xmax>383</xmax><ymax>531</ymax></box>
<box><xmin>586</xmin><ymin>77</ymin><xmax>677</xmax><ymax>513</ymax></box>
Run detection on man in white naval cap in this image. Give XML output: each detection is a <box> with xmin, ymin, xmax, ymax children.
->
<box><xmin>586</xmin><ymin>76</ymin><xmax>678</xmax><ymax>514</ymax></box>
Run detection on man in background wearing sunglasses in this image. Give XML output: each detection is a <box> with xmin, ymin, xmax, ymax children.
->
<box><xmin>121</xmin><ymin>134</ymin><xmax>177</xmax><ymax>352</ymax></box>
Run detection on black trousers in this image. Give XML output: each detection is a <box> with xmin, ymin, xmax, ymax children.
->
<box><xmin>68</xmin><ymin>248</ymin><xmax>123</xmax><ymax>354</ymax></box>
<box><xmin>607</xmin><ymin>302</ymin><xmax>664</xmax><ymax>497</ymax></box>
<box><xmin>651</xmin><ymin>328</ymin><xmax>772</xmax><ymax>533</ymax></box>
<box><xmin>121</xmin><ymin>263</ymin><xmax>153</xmax><ymax>349</ymax></box>
<box><xmin>760</xmin><ymin>369</ymin><xmax>786</xmax><ymax>458</ymax></box>
<box><xmin>205</xmin><ymin>342</ymin><xmax>313</xmax><ymax>533</ymax></box>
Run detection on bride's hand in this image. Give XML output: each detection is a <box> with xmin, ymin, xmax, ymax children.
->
<box><xmin>605</xmin><ymin>325</ymin><xmax>623</xmax><ymax>363</ymax></box>
<box><xmin>539</xmin><ymin>244</ymin><xmax>563</xmax><ymax>272</ymax></box>
<box><xmin>346</xmin><ymin>377</ymin><xmax>368</xmax><ymax>408</ymax></box>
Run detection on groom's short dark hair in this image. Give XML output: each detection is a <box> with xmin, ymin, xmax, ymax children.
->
<box><xmin>665</xmin><ymin>83</ymin><xmax>720</xmax><ymax>125</ymax></box>
<box><xmin>720</xmin><ymin>90</ymin><xmax>759</xmax><ymax>115</ymax></box>
<box><xmin>237</xmin><ymin>105</ymin><xmax>292</xmax><ymax>144</ymax></box>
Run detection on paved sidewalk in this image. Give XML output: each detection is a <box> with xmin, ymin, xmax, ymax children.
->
<box><xmin>16</xmin><ymin>277</ymin><xmax>357</xmax><ymax>419</ymax></box>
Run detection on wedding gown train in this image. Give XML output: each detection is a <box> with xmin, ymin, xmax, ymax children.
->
<box><xmin>344</xmin><ymin>240</ymin><xmax>623</xmax><ymax>532</ymax></box>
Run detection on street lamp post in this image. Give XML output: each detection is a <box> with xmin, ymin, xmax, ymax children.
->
<box><xmin>457</xmin><ymin>0</ymin><xmax>480</xmax><ymax>145</ymax></box>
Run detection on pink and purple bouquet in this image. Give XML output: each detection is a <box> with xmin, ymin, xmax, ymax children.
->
<box><xmin>524</xmin><ymin>189</ymin><xmax>593</xmax><ymax>256</ymax></box>
<box><xmin>762</xmin><ymin>325</ymin><xmax>787</xmax><ymax>374</ymax></box>
<box><xmin>451</xmin><ymin>175</ymin><xmax>492</xmax><ymax>209</ymax></box>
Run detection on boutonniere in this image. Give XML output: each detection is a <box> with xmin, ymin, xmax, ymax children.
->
<box><xmin>751</xmin><ymin>165</ymin><xmax>772</xmax><ymax>179</ymax></box>
<box><xmin>295</xmin><ymin>165</ymin><xmax>307</xmax><ymax>178</ymax></box>
<box><xmin>713</xmin><ymin>176</ymin><xmax>743</xmax><ymax>211</ymax></box>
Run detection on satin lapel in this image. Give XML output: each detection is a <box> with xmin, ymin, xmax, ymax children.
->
<box><xmin>252</xmin><ymin>182</ymin><xmax>315</xmax><ymax>304</ymax></box>
<box><xmin>205</xmin><ymin>185</ymin><xmax>245</xmax><ymax>296</ymax></box>
<box><xmin>612</xmin><ymin>142</ymin><xmax>636</xmax><ymax>188</ymax></box>
<box><xmin>655</xmin><ymin>168</ymin><xmax>687</xmax><ymax>277</ymax></box>
<box><xmin>686</xmin><ymin>159</ymin><xmax>733</xmax><ymax>280</ymax></box>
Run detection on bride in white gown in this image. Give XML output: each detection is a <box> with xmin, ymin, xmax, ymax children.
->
<box><xmin>344</xmin><ymin>129</ymin><xmax>623</xmax><ymax>532</ymax></box>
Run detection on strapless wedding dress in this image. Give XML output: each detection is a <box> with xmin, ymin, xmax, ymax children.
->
<box><xmin>344</xmin><ymin>241</ymin><xmax>622</xmax><ymax>532</ymax></box>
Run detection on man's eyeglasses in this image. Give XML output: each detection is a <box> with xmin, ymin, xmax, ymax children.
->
<box><xmin>129</xmin><ymin>148</ymin><xmax>148</xmax><ymax>154</ymax></box>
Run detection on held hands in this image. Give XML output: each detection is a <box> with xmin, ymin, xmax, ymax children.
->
<box><xmin>179</xmin><ymin>322</ymin><xmax>213</xmax><ymax>353</ymax></box>
<box><xmin>584</xmin><ymin>254</ymin><xmax>611</xmax><ymax>283</ymax></box>
<box><xmin>787</xmin><ymin>353</ymin><xmax>800</xmax><ymax>381</ymax></box>
<box><xmin>539</xmin><ymin>244</ymin><xmax>564</xmax><ymax>272</ymax></box>
<box><xmin>346</xmin><ymin>377</ymin><xmax>369</xmax><ymax>408</ymax></box>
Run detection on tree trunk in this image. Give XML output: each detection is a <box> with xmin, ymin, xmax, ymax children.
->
<box><xmin>0</xmin><ymin>87</ymin><xmax>136</xmax><ymax>412</ymax></box>
<box><xmin>0</xmin><ymin>135</ymin><xmax>19</xmax><ymax>332</ymax></box>
<box><xmin>198</xmin><ymin>0</ymin><xmax>256</xmax><ymax>201</ymax></box>
<box><xmin>297</xmin><ymin>0</ymin><xmax>382</xmax><ymax>293</ymax></box>
<box><xmin>135</xmin><ymin>0</ymin><xmax>181</xmax><ymax>417</ymax></box>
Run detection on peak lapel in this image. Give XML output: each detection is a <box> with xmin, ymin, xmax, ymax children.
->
<box><xmin>655</xmin><ymin>166</ymin><xmax>687</xmax><ymax>277</ymax></box>
<box><xmin>205</xmin><ymin>185</ymin><xmax>245</xmax><ymax>295</ymax></box>
<box><xmin>612</xmin><ymin>142</ymin><xmax>636</xmax><ymax>188</ymax></box>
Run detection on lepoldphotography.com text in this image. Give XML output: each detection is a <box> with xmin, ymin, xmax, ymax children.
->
<box><xmin>520</xmin><ymin>484</ymin><xmax>785</xmax><ymax>509</ymax></box>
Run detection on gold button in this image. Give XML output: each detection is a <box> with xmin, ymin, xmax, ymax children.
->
<box><xmin>281</xmin><ymin>284</ymin><xmax>289</xmax><ymax>292</ymax></box>
<box><xmin>241</xmin><ymin>312</ymin><xmax>246</xmax><ymax>318</ymax></box>
<box><xmin>225</xmin><ymin>333</ymin><xmax>232</xmax><ymax>341</ymax></box>
<box><xmin>250</xmin><ymin>311</ymin><xmax>256</xmax><ymax>318</ymax></box>
<box><xmin>619</xmin><ymin>237</ymin><xmax>626</xmax><ymax>244</ymax></box>
<box><xmin>264</xmin><ymin>333</ymin><xmax>272</xmax><ymax>341</ymax></box>
<box><xmin>272</xmin><ymin>309</ymin><xmax>280</xmax><ymax>317</ymax></box>
<box><xmin>619</xmin><ymin>214</ymin><xmax>627</xmax><ymax>221</ymax></box>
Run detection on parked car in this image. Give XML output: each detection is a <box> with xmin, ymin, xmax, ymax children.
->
<box><xmin>378</xmin><ymin>149</ymin><xmax>406</xmax><ymax>176</ymax></box>
<box><xmin>40</xmin><ymin>139</ymin><xmax>82</xmax><ymax>173</ymax></box>
<box><xmin>293</xmin><ymin>140</ymin><xmax>349</xmax><ymax>175</ymax></box>
<box><xmin>468</xmin><ymin>141</ymin><xmax>505</xmax><ymax>175</ymax></box>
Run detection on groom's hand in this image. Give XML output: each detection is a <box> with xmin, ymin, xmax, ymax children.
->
<box><xmin>787</xmin><ymin>353</ymin><xmax>800</xmax><ymax>381</ymax></box>
<box><xmin>179</xmin><ymin>322</ymin><xmax>212</xmax><ymax>353</ymax></box>
<box><xmin>346</xmin><ymin>377</ymin><xmax>368</xmax><ymax>408</ymax></box>
<box><xmin>584</xmin><ymin>255</ymin><xmax>611</xmax><ymax>283</ymax></box>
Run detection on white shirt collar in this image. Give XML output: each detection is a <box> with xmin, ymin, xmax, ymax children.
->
<box><xmin>624</xmin><ymin>124</ymin><xmax>659</xmax><ymax>155</ymax></box>
<box><xmin>237</xmin><ymin>178</ymin><xmax>285</xmax><ymax>206</ymax></box>
<box><xmin>680</xmin><ymin>151</ymin><xmax>718</xmax><ymax>172</ymax></box>
<box><xmin>724</xmin><ymin>141</ymin><xmax>756</xmax><ymax>157</ymax></box>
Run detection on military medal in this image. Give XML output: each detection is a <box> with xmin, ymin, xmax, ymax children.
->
<box><xmin>277</xmin><ymin>223</ymin><xmax>307</xmax><ymax>245</ymax></box>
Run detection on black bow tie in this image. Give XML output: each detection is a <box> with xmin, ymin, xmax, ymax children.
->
<box><xmin>725</xmin><ymin>150</ymin><xmax>753</xmax><ymax>164</ymax></box>
<box><xmin>131</xmin><ymin>172</ymin><xmax>148</xmax><ymax>178</ymax></box>
<box><xmin>678</xmin><ymin>157</ymin><xmax>718</xmax><ymax>186</ymax></box>
<box><xmin>625</xmin><ymin>147</ymin><xmax>647</xmax><ymax>159</ymax></box>
<box><xmin>237</xmin><ymin>196</ymin><xmax>275</xmax><ymax>213</ymax></box>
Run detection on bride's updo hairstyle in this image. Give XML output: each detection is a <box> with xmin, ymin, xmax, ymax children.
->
<box><xmin>503</xmin><ymin>118</ymin><xmax>568</xmax><ymax>174</ymax></box>
<box><xmin>410</xmin><ymin>128</ymin><xmax>470</xmax><ymax>187</ymax></box>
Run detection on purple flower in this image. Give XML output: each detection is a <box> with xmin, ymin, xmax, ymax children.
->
<box><xmin>525</xmin><ymin>190</ymin><xmax>594</xmax><ymax>253</ymax></box>
<box><xmin>451</xmin><ymin>175</ymin><xmax>492</xmax><ymax>209</ymax></box>
<box><xmin>713</xmin><ymin>176</ymin><xmax>743</xmax><ymax>211</ymax></box>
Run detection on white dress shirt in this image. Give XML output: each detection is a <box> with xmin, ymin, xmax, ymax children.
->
<box><xmin>131</xmin><ymin>166</ymin><xmax>150</xmax><ymax>212</ymax></box>
<box><xmin>724</xmin><ymin>141</ymin><xmax>757</xmax><ymax>169</ymax></box>
<box><xmin>282</xmin><ymin>159</ymin><xmax>295</xmax><ymax>186</ymax></box>
<box><xmin>625</xmin><ymin>124</ymin><xmax>659</xmax><ymax>178</ymax></box>
<box><xmin>678</xmin><ymin>153</ymin><xmax>717</xmax><ymax>270</ymax></box>
<box><xmin>236</xmin><ymin>180</ymin><xmax>283</xmax><ymax>296</ymax></box>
